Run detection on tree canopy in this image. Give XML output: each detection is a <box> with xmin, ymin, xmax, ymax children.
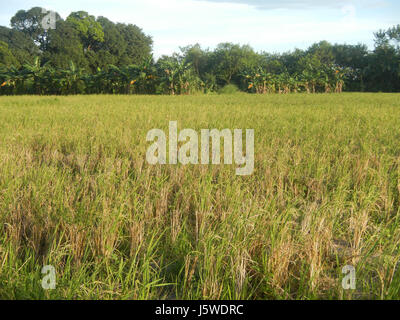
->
<box><xmin>0</xmin><ymin>7</ymin><xmax>399</xmax><ymax>95</ymax></box>
<box><xmin>4</xmin><ymin>7</ymin><xmax>153</xmax><ymax>72</ymax></box>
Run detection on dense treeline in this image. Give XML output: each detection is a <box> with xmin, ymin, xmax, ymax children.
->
<box><xmin>0</xmin><ymin>7</ymin><xmax>399</xmax><ymax>95</ymax></box>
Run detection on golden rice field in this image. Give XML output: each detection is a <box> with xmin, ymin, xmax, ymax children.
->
<box><xmin>0</xmin><ymin>93</ymin><xmax>399</xmax><ymax>299</ymax></box>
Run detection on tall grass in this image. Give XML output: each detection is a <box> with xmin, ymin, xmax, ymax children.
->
<box><xmin>0</xmin><ymin>93</ymin><xmax>399</xmax><ymax>299</ymax></box>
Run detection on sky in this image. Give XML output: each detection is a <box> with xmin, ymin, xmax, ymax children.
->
<box><xmin>1</xmin><ymin>0</ymin><xmax>399</xmax><ymax>57</ymax></box>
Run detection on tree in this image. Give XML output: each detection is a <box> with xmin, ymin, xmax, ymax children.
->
<box><xmin>42</xmin><ymin>20</ymin><xmax>88</xmax><ymax>70</ymax></box>
<box><xmin>0</xmin><ymin>41</ymin><xmax>18</xmax><ymax>67</ymax></box>
<box><xmin>387</xmin><ymin>25</ymin><xmax>400</xmax><ymax>46</ymax></box>
<box><xmin>2</xmin><ymin>9</ymin><xmax>400</xmax><ymax>95</ymax></box>
<box><xmin>373</xmin><ymin>25</ymin><xmax>400</xmax><ymax>49</ymax></box>
<box><xmin>180</xmin><ymin>44</ymin><xmax>208</xmax><ymax>78</ymax></box>
<box><xmin>117</xmin><ymin>23</ymin><xmax>153</xmax><ymax>65</ymax></box>
<box><xmin>279</xmin><ymin>49</ymin><xmax>305</xmax><ymax>75</ymax></box>
<box><xmin>21</xmin><ymin>57</ymin><xmax>44</xmax><ymax>94</ymax></box>
<box><xmin>331</xmin><ymin>44</ymin><xmax>368</xmax><ymax>91</ymax></box>
<box><xmin>11</xmin><ymin>7</ymin><xmax>62</xmax><ymax>50</ymax></box>
<box><xmin>365</xmin><ymin>45</ymin><xmax>399</xmax><ymax>92</ymax></box>
<box><xmin>364</xmin><ymin>25</ymin><xmax>400</xmax><ymax>92</ymax></box>
<box><xmin>307</xmin><ymin>41</ymin><xmax>335</xmax><ymax>65</ymax></box>
<box><xmin>210</xmin><ymin>43</ymin><xmax>256</xmax><ymax>86</ymax></box>
<box><xmin>156</xmin><ymin>54</ymin><xmax>202</xmax><ymax>95</ymax></box>
<box><xmin>66</xmin><ymin>11</ymin><xmax>104</xmax><ymax>52</ymax></box>
<box><xmin>61</xmin><ymin>61</ymin><xmax>86</xmax><ymax>94</ymax></box>
<box><xmin>298</xmin><ymin>53</ymin><xmax>324</xmax><ymax>93</ymax></box>
<box><xmin>0</xmin><ymin>26</ymin><xmax>39</xmax><ymax>65</ymax></box>
<box><xmin>95</xmin><ymin>17</ymin><xmax>127</xmax><ymax>68</ymax></box>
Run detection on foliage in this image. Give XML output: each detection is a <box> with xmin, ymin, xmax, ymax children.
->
<box><xmin>0</xmin><ymin>41</ymin><xmax>19</xmax><ymax>68</ymax></box>
<box><xmin>10</xmin><ymin>7</ymin><xmax>62</xmax><ymax>50</ymax></box>
<box><xmin>66</xmin><ymin>11</ymin><xmax>105</xmax><ymax>51</ymax></box>
<box><xmin>0</xmin><ymin>26</ymin><xmax>40</xmax><ymax>65</ymax></box>
<box><xmin>218</xmin><ymin>83</ymin><xmax>240</xmax><ymax>94</ymax></box>
<box><xmin>0</xmin><ymin>7</ymin><xmax>399</xmax><ymax>94</ymax></box>
<box><xmin>4</xmin><ymin>7</ymin><xmax>153</xmax><ymax>75</ymax></box>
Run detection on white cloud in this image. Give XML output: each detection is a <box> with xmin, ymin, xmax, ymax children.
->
<box><xmin>0</xmin><ymin>0</ymin><xmax>396</xmax><ymax>57</ymax></box>
<box><xmin>193</xmin><ymin>0</ymin><xmax>388</xmax><ymax>10</ymax></box>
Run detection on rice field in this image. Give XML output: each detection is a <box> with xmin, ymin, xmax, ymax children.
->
<box><xmin>0</xmin><ymin>93</ymin><xmax>399</xmax><ymax>299</ymax></box>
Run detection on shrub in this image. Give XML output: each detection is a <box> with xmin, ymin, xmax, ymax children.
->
<box><xmin>218</xmin><ymin>84</ymin><xmax>240</xmax><ymax>94</ymax></box>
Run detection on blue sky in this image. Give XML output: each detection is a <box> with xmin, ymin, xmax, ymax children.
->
<box><xmin>1</xmin><ymin>0</ymin><xmax>399</xmax><ymax>57</ymax></box>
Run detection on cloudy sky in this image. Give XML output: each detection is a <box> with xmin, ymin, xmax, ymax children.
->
<box><xmin>1</xmin><ymin>0</ymin><xmax>398</xmax><ymax>57</ymax></box>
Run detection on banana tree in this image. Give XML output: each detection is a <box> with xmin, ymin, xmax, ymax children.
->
<box><xmin>0</xmin><ymin>67</ymin><xmax>12</xmax><ymax>95</ymax></box>
<box><xmin>138</xmin><ymin>55</ymin><xmax>157</xmax><ymax>94</ymax></box>
<box><xmin>1</xmin><ymin>66</ymin><xmax>27</xmax><ymax>95</ymax></box>
<box><xmin>300</xmin><ymin>70</ymin><xmax>314</xmax><ymax>93</ymax></box>
<box><xmin>104</xmin><ymin>65</ymin><xmax>125</xmax><ymax>94</ymax></box>
<box><xmin>21</xmin><ymin>57</ymin><xmax>43</xmax><ymax>94</ymax></box>
<box><xmin>157</xmin><ymin>57</ymin><xmax>191</xmax><ymax>95</ymax></box>
<box><xmin>124</xmin><ymin>56</ymin><xmax>157</xmax><ymax>94</ymax></box>
<box><xmin>84</xmin><ymin>68</ymin><xmax>109</xmax><ymax>94</ymax></box>
<box><xmin>242</xmin><ymin>68</ymin><xmax>274</xmax><ymax>94</ymax></box>
<box><xmin>59</xmin><ymin>61</ymin><xmax>85</xmax><ymax>94</ymax></box>
<box><xmin>39</xmin><ymin>66</ymin><xmax>59</xmax><ymax>94</ymax></box>
<box><xmin>332</xmin><ymin>65</ymin><xmax>352</xmax><ymax>93</ymax></box>
<box><xmin>181</xmin><ymin>67</ymin><xmax>203</xmax><ymax>94</ymax></box>
<box><xmin>290</xmin><ymin>75</ymin><xmax>301</xmax><ymax>93</ymax></box>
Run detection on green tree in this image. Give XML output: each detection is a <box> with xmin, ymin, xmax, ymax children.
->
<box><xmin>0</xmin><ymin>26</ymin><xmax>39</xmax><ymax>65</ymax></box>
<box><xmin>156</xmin><ymin>54</ymin><xmax>202</xmax><ymax>95</ymax></box>
<box><xmin>117</xmin><ymin>23</ymin><xmax>153</xmax><ymax>65</ymax></box>
<box><xmin>210</xmin><ymin>43</ymin><xmax>256</xmax><ymax>86</ymax></box>
<box><xmin>298</xmin><ymin>53</ymin><xmax>324</xmax><ymax>93</ymax></box>
<box><xmin>11</xmin><ymin>7</ymin><xmax>62</xmax><ymax>50</ymax></box>
<box><xmin>180</xmin><ymin>44</ymin><xmax>208</xmax><ymax>77</ymax></box>
<box><xmin>21</xmin><ymin>56</ymin><xmax>44</xmax><ymax>94</ymax></box>
<box><xmin>331</xmin><ymin>44</ymin><xmax>368</xmax><ymax>91</ymax></box>
<box><xmin>66</xmin><ymin>11</ymin><xmax>104</xmax><ymax>51</ymax></box>
<box><xmin>364</xmin><ymin>25</ymin><xmax>400</xmax><ymax>92</ymax></box>
<box><xmin>95</xmin><ymin>17</ymin><xmax>127</xmax><ymax>68</ymax></box>
<box><xmin>42</xmin><ymin>20</ymin><xmax>88</xmax><ymax>70</ymax></box>
<box><xmin>0</xmin><ymin>41</ymin><xmax>19</xmax><ymax>67</ymax></box>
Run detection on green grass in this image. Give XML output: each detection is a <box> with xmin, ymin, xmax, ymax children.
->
<box><xmin>0</xmin><ymin>93</ymin><xmax>399</xmax><ymax>299</ymax></box>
